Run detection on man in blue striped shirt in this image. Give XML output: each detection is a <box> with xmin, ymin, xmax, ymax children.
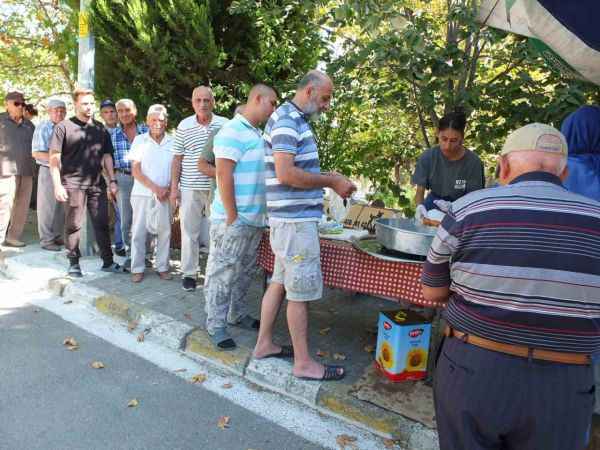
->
<box><xmin>253</xmin><ymin>71</ymin><xmax>356</xmax><ymax>381</ymax></box>
<box><xmin>423</xmin><ymin>123</ymin><xmax>600</xmax><ymax>450</ymax></box>
<box><xmin>203</xmin><ymin>85</ymin><xmax>277</xmax><ymax>350</ymax></box>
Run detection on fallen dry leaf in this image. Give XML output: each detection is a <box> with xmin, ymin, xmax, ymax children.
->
<box><xmin>90</xmin><ymin>361</ymin><xmax>105</xmax><ymax>369</ymax></box>
<box><xmin>316</xmin><ymin>349</ymin><xmax>330</xmax><ymax>358</ymax></box>
<box><xmin>336</xmin><ymin>434</ymin><xmax>358</xmax><ymax>449</ymax></box>
<box><xmin>63</xmin><ymin>300</ymin><xmax>73</xmax><ymax>304</ymax></box>
<box><xmin>333</xmin><ymin>353</ymin><xmax>347</xmax><ymax>361</ymax></box>
<box><xmin>173</xmin><ymin>368</ymin><xmax>187</xmax><ymax>373</ymax></box>
<box><xmin>319</xmin><ymin>327</ymin><xmax>331</xmax><ymax>335</ymax></box>
<box><xmin>221</xmin><ymin>383</ymin><xmax>233</xmax><ymax>389</ymax></box>
<box><xmin>383</xmin><ymin>438</ymin><xmax>396</xmax><ymax>448</ymax></box>
<box><xmin>127</xmin><ymin>398</ymin><xmax>139</xmax><ymax>408</ymax></box>
<box><xmin>63</xmin><ymin>337</ymin><xmax>79</xmax><ymax>350</ymax></box>
<box><xmin>363</xmin><ymin>344</ymin><xmax>375</xmax><ymax>353</ymax></box>
<box><xmin>183</xmin><ymin>313</ymin><xmax>193</xmax><ymax>321</ymax></box>
<box><xmin>63</xmin><ymin>337</ymin><xmax>78</xmax><ymax>346</ymax></box>
<box><xmin>127</xmin><ymin>320</ymin><xmax>138</xmax><ymax>332</ymax></box>
<box><xmin>191</xmin><ymin>373</ymin><xmax>207</xmax><ymax>384</ymax></box>
<box><xmin>217</xmin><ymin>416</ymin><xmax>230</xmax><ymax>430</ymax></box>
<box><xmin>137</xmin><ymin>332</ymin><xmax>145</xmax><ymax>342</ymax></box>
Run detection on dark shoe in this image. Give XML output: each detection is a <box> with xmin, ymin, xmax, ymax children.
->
<box><xmin>208</xmin><ymin>328</ymin><xmax>236</xmax><ymax>350</ymax></box>
<box><xmin>68</xmin><ymin>263</ymin><xmax>83</xmax><ymax>278</ymax></box>
<box><xmin>229</xmin><ymin>315</ymin><xmax>260</xmax><ymax>330</ymax></box>
<box><xmin>41</xmin><ymin>243</ymin><xmax>61</xmax><ymax>252</ymax></box>
<box><xmin>297</xmin><ymin>365</ymin><xmax>345</xmax><ymax>381</ymax></box>
<box><xmin>3</xmin><ymin>239</ymin><xmax>26</xmax><ymax>248</ymax></box>
<box><xmin>256</xmin><ymin>345</ymin><xmax>294</xmax><ymax>360</ymax></box>
<box><xmin>101</xmin><ymin>262</ymin><xmax>129</xmax><ymax>273</ymax></box>
<box><xmin>182</xmin><ymin>277</ymin><xmax>196</xmax><ymax>291</ymax></box>
<box><xmin>114</xmin><ymin>247</ymin><xmax>126</xmax><ymax>257</ymax></box>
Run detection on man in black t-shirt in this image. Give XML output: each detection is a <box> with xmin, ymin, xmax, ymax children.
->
<box><xmin>49</xmin><ymin>87</ymin><xmax>128</xmax><ymax>277</ymax></box>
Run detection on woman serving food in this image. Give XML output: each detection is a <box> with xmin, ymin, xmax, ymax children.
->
<box><xmin>411</xmin><ymin>111</ymin><xmax>485</xmax><ymax>224</ymax></box>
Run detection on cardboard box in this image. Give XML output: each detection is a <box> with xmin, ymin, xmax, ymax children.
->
<box><xmin>342</xmin><ymin>205</ymin><xmax>396</xmax><ymax>233</ymax></box>
<box><xmin>375</xmin><ymin>310</ymin><xmax>432</xmax><ymax>382</ymax></box>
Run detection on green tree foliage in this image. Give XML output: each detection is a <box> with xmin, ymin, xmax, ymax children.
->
<box><xmin>90</xmin><ymin>0</ymin><xmax>325</xmax><ymax>124</ymax></box>
<box><xmin>0</xmin><ymin>0</ymin><xmax>77</xmax><ymax>105</ymax></box>
<box><xmin>314</xmin><ymin>0</ymin><xmax>599</xmax><ymax>211</ymax></box>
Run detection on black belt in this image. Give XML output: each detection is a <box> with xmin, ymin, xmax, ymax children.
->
<box><xmin>115</xmin><ymin>168</ymin><xmax>132</xmax><ymax>175</ymax></box>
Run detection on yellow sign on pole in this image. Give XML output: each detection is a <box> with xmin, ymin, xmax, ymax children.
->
<box><xmin>79</xmin><ymin>11</ymin><xmax>89</xmax><ymax>38</ymax></box>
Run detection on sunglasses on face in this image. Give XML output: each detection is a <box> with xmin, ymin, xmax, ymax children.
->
<box><xmin>12</xmin><ymin>102</ymin><xmax>24</xmax><ymax>107</ymax></box>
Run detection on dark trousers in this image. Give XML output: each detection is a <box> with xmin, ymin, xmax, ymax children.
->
<box><xmin>64</xmin><ymin>186</ymin><xmax>113</xmax><ymax>264</ymax></box>
<box><xmin>434</xmin><ymin>337</ymin><xmax>594</xmax><ymax>450</ymax></box>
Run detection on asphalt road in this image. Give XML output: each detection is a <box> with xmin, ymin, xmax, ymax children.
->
<box><xmin>0</xmin><ymin>302</ymin><xmax>324</xmax><ymax>450</ymax></box>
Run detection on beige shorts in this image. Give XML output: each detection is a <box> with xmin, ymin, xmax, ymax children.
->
<box><xmin>270</xmin><ymin>221</ymin><xmax>322</xmax><ymax>301</ymax></box>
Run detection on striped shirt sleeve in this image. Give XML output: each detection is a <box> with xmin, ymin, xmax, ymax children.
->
<box><xmin>422</xmin><ymin>207</ymin><xmax>460</xmax><ymax>287</ymax></box>
<box><xmin>270</xmin><ymin>114</ymin><xmax>299</xmax><ymax>154</ymax></box>
<box><xmin>214</xmin><ymin>127</ymin><xmax>242</xmax><ymax>162</ymax></box>
<box><xmin>172</xmin><ymin>126</ymin><xmax>185</xmax><ymax>155</ymax></box>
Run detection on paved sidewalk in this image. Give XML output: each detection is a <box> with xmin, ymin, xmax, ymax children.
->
<box><xmin>1</xmin><ymin>213</ymin><xmax>442</xmax><ymax>448</ymax></box>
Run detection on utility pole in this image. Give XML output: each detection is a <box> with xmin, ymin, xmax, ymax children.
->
<box><xmin>77</xmin><ymin>0</ymin><xmax>97</xmax><ymax>256</ymax></box>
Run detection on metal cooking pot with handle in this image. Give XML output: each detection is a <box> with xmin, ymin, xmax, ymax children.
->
<box><xmin>375</xmin><ymin>218</ymin><xmax>437</xmax><ymax>257</ymax></box>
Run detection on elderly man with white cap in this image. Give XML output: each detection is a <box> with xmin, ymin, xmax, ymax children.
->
<box><xmin>127</xmin><ymin>104</ymin><xmax>173</xmax><ymax>283</ymax></box>
<box><xmin>422</xmin><ymin>123</ymin><xmax>600</xmax><ymax>450</ymax></box>
<box><xmin>31</xmin><ymin>98</ymin><xmax>67</xmax><ymax>251</ymax></box>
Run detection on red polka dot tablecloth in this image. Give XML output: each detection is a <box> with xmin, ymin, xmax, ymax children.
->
<box><xmin>257</xmin><ymin>232</ymin><xmax>443</xmax><ymax>307</ymax></box>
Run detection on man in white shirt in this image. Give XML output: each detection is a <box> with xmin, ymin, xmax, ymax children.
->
<box><xmin>170</xmin><ymin>86</ymin><xmax>228</xmax><ymax>291</ymax></box>
<box><xmin>128</xmin><ymin>105</ymin><xmax>174</xmax><ymax>282</ymax></box>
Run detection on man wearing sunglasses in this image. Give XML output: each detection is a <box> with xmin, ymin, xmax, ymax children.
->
<box><xmin>0</xmin><ymin>91</ymin><xmax>35</xmax><ymax>248</ymax></box>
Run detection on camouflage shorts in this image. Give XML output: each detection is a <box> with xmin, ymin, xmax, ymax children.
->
<box><xmin>270</xmin><ymin>221</ymin><xmax>322</xmax><ymax>302</ymax></box>
<box><xmin>204</xmin><ymin>220</ymin><xmax>263</xmax><ymax>333</ymax></box>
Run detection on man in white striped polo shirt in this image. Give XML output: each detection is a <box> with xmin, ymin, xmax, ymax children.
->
<box><xmin>170</xmin><ymin>86</ymin><xmax>228</xmax><ymax>291</ymax></box>
<box><xmin>253</xmin><ymin>71</ymin><xmax>356</xmax><ymax>381</ymax></box>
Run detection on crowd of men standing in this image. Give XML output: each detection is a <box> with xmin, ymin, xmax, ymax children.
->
<box><xmin>0</xmin><ymin>70</ymin><xmax>356</xmax><ymax>383</ymax></box>
<box><xmin>4</xmin><ymin>68</ymin><xmax>600</xmax><ymax>448</ymax></box>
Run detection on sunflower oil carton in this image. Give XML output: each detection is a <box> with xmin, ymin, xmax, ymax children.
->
<box><xmin>375</xmin><ymin>310</ymin><xmax>432</xmax><ymax>382</ymax></box>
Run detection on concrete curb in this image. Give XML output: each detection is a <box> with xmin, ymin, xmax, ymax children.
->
<box><xmin>245</xmin><ymin>357</ymin><xmax>322</xmax><ymax>406</ymax></box>
<box><xmin>316</xmin><ymin>384</ymin><xmax>438</xmax><ymax>449</ymax></box>
<box><xmin>185</xmin><ymin>330</ymin><xmax>251</xmax><ymax>376</ymax></box>
<box><xmin>1</xmin><ymin>249</ymin><xmax>439</xmax><ymax>446</ymax></box>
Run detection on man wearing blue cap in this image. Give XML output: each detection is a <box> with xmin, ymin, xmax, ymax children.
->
<box><xmin>100</xmin><ymin>98</ymin><xmax>125</xmax><ymax>256</ymax></box>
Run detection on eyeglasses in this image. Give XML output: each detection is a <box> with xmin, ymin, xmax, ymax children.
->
<box><xmin>12</xmin><ymin>102</ymin><xmax>24</xmax><ymax>107</ymax></box>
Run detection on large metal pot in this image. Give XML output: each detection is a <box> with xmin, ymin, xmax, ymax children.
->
<box><xmin>375</xmin><ymin>218</ymin><xmax>437</xmax><ymax>256</ymax></box>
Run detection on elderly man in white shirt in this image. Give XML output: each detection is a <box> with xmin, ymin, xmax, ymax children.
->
<box><xmin>128</xmin><ymin>104</ymin><xmax>174</xmax><ymax>282</ymax></box>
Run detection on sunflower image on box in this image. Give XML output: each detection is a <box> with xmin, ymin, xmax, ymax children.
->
<box><xmin>375</xmin><ymin>310</ymin><xmax>432</xmax><ymax>382</ymax></box>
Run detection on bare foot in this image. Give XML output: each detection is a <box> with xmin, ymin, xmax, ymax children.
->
<box><xmin>292</xmin><ymin>359</ymin><xmax>343</xmax><ymax>379</ymax></box>
<box><xmin>253</xmin><ymin>343</ymin><xmax>283</xmax><ymax>359</ymax></box>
